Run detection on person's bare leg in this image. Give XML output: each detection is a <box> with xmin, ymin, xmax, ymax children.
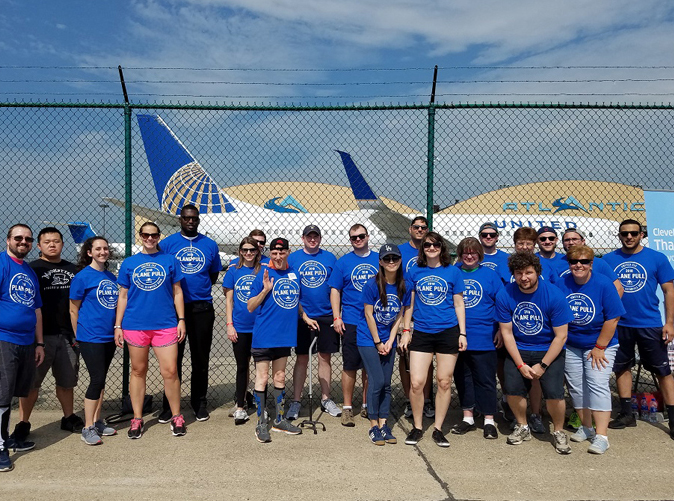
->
<box><xmin>128</xmin><ymin>345</ymin><xmax>149</xmax><ymax>419</ymax></box>
<box><xmin>154</xmin><ymin>344</ymin><xmax>181</xmax><ymax>416</ymax></box>
<box><xmin>433</xmin><ymin>353</ymin><xmax>458</xmax><ymax>431</ymax></box>
<box><xmin>318</xmin><ymin>352</ymin><xmax>332</xmax><ymax>401</ymax></box>
<box><xmin>409</xmin><ymin>351</ymin><xmax>433</xmax><ymax>430</ymax></box>
<box><xmin>292</xmin><ymin>354</ymin><xmax>309</xmax><ymax>401</ymax></box>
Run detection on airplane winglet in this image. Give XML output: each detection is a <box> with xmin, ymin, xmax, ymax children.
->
<box><xmin>336</xmin><ymin>150</ymin><xmax>387</xmax><ymax>210</ymax></box>
<box><xmin>67</xmin><ymin>222</ymin><xmax>97</xmax><ymax>243</ymax></box>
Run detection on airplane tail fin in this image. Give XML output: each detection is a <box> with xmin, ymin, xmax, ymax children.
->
<box><xmin>336</xmin><ymin>150</ymin><xmax>387</xmax><ymax>210</ymax></box>
<box><xmin>136</xmin><ymin>114</ymin><xmax>237</xmax><ymax>215</ymax></box>
<box><xmin>67</xmin><ymin>222</ymin><xmax>97</xmax><ymax>243</ymax></box>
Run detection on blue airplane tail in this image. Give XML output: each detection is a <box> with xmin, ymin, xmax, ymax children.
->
<box><xmin>136</xmin><ymin>114</ymin><xmax>237</xmax><ymax>215</ymax></box>
<box><xmin>336</xmin><ymin>150</ymin><xmax>385</xmax><ymax>210</ymax></box>
<box><xmin>67</xmin><ymin>222</ymin><xmax>97</xmax><ymax>243</ymax></box>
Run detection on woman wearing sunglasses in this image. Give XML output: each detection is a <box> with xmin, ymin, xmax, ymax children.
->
<box><xmin>358</xmin><ymin>244</ymin><xmax>412</xmax><ymax>445</ymax></box>
<box><xmin>557</xmin><ymin>245</ymin><xmax>625</xmax><ymax>454</ymax></box>
<box><xmin>223</xmin><ymin>237</ymin><xmax>263</xmax><ymax>425</ymax></box>
<box><xmin>114</xmin><ymin>222</ymin><xmax>186</xmax><ymax>439</ymax></box>
<box><xmin>401</xmin><ymin>232</ymin><xmax>466</xmax><ymax>447</ymax></box>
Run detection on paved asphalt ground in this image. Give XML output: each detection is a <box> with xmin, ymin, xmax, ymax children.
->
<box><xmin>3</xmin><ymin>407</ymin><xmax>674</xmax><ymax>500</ymax></box>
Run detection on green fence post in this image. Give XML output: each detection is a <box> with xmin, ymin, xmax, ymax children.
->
<box><xmin>426</xmin><ymin>104</ymin><xmax>436</xmax><ymax>230</ymax></box>
<box><xmin>122</xmin><ymin>103</ymin><xmax>132</xmax><ymax>398</ymax></box>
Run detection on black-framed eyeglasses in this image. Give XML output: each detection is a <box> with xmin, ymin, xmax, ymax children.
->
<box><xmin>12</xmin><ymin>236</ymin><xmax>34</xmax><ymax>243</ymax></box>
<box><xmin>240</xmin><ymin>247</ymin><xmax>258</xmax><ymax>254</ymax></box>
<box><xmin>423</xmin><ymin>241</ymin><xmax>441</xmax><ymax>249</ymax></box>
<box><xmin>140</xmin><ymin>232</ymin><xmax>160</xmax><ymax>239</ymax></box>
<box><xmin>568</xmin><ymin>258</ymin><xmax>592</xmax><ymax>265</ymax></box>
<box><xmin>350</xmin><ymin>233</ymin><xmax>367</xmax><ymax>241</ymax></box>
<box><xmin>619</xmin><ymin>231</ymin><xmax>640</xmax><ymax>237</ymax></box>
<box><xmin>411</xmin><ymin>224</ymin><xmax>428</xmax><ymax>231</ymax></box>
<box><xmin>382</xmin><ymin>256</ymin><xmax>401</xmax><ymax>263</ymax></box>
<box><xmin>480</xmin><ymin>232</ymin><xmax>497</xmax><ymax>238</ymax></box>
<box><xmin>254</xmin><ymin>239</ymin><xmax>266</xmax><ymax>247</ymax></box>
<box><xmin>539</xmin><ymin>236</ymin><xmax>556</xmax><ymax>242</ymax></box>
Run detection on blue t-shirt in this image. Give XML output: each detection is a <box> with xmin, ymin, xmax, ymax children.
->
<box><xmin>536</xmin><ymin>252</ymin><xmax>568</xmax><ymax>277</ymax></box>
<box><xmin>0</xmin><ymin>252</ymin><xmax>43</xmax><ymax>345</ymax></box>
<box><xmin>161</xmin><ymin>233</ymin><xmax>222</xmax><ymax>303</ymax></box>
<box><xmin>398</xmin><ymin>242</ymin><xmax>420</xmax><ymax>279</ymax></box>
<box><xmin>558</xmin><ymin>255</ymin><xmax>619</xmax><ymax>282</ymax></box>
<box><xmin>118</xmin><ymin>252</ymin><xmax>183</xmax><ymax>330</ymax></box>
<box><xmin>357</xmin><ymin>277</ymin><xmax>412</xmax><ymax>347</ymax></box>
<box><xmin>409</xmin><ymin>264</ymin><xmax>465</xmax><ymax>333</ymax></box>
<box><xmin>69</xmin><ymin>267</ymin><xmax>118</xmax><ymax>343</ymax></box>
<box><xmin>459</xmin><ymin>266</ymin><xmax>504</xmax><ymax>351</ymax></box>
<box><xmin>481</xmin><ymin>250</ymin><xmax>511</xmax><ymax>283</ymax></box>
<box><xmin>288</xmin><ymin>248</ymin><xmax>336</xmax><ymax>318</ymax></box>
<box><xmin>603</xmin><ymin>247</ymin><xmax>674</xmax><ymax>328</ymax></box>
<box><xmin>556</xmin><ymin>273</ymin><xmax>626</xmax><ymax>350</ymax></box>
<box><xmin>222</xmin><ymin>264</ymin><xmax>259</xmax><ymax>332</ymax></box>
<box><xmin>495</xmin><ymin>279</ymin><xmax>574</xmax><ymax>351</ymax></box>
<box><xmin>250</xmin><ymin>267</ymin><xmax>301</xmax><ymax>349</ymax></box>
<box><xmin>327</xmin><ymin>251</ymin><xmax>380</xmax><ymax>325</ymax></box>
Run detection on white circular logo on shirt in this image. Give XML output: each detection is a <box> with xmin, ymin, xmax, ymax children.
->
<box><xmin>96</xmin><ymin>279</ymin><xmax>119</xmax><ymax>309</ymax></box>
<box><xmin>566</xmin><ymin>293</ymin><xmax>595</xmax><ymax>326</ymax></box>
<box><xmin>272</xmin><ymin>277</ymin><xmax>300</xmax><ymax>309</ymax></box>
<box><xmin>512</xmin><ymin>301</ymin><xmax>544</xmax><ymax>336</ymax></box>
<box><xmin>416</xmin><ymin>276</ymin><xmax>448</xmax><ymax>306</ymax></box>
<box><xmin>405</xmin><ymin>257</ymin><xmax>418</xmax><ymax>273</ymax></box>
<box><xmin>175</xmin><ymin>247</ymin><xmax>206</xmax><ymax>274</ymax></box>
<box><xmin>234</xmin><ymin>274</ymin><xmax>256</xmax><ymax>303</ymax></box>
<box><xmin>481</xmin><ymin>261</ymin><xmax>497</xmax><ymax>271</ymax></box>
<box><xmin>350</xmin><ymin>263</ymin><xmax>377</xmax><ymax>292</ymax></box>
<box><xmin>614</xmin><ymin>261</ymin><xmax>647</xmax><ymax>293</ymax></box>
<box><xmin>9</xmin><ymin>273</ymin><xmax>36</xmax><ymax>306</ymax></box>
<box><xmin>298</xmin><ymin>260</ymin><xmax>328</xmax><ymax>288</ymax></box>
<box><xmin>374</xmin><ymin>294</ymin><xmax>402</xmax><ymax>325</ymax></box>
<box><xmin>132</xmin><ymin>263</ymin><xmax>167</xmax><ymax>291</ymax></box>
<box><xmin>462</xmin><ymin>278</ymin><xmax>483</xmax><ymax>308</ymax></box>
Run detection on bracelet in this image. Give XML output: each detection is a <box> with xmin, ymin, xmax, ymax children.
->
<box><xmin>114</xmin><ymin>325</ymin><xmax>122</xmax><ymax>330</ymax></box>
<box><xmin>459</xmin><ymin>333</ymin><xmax>467</xmax><ymax>337</ymax></box>
<box><xmin>334</xmin><ymin>317</ymin><xmax>341</xmax><ymax>322</ymax></box>
<box><xmin>402</xmin><ymin>329</ymin><xmax>411</xmax><ymax>333</ymax></box>
<box><xmin>36</xmin><ymin>342</ymin><xmax>45</xmax><ymax>348</ymax></box>
<box><xmin>517</xmin><ymin>363</ymin><xmax>527</xmax><ymax>370</ymax></box>
<box><xmin>178</xmin><ymin>317</ymin><xmax>185</xmax><ymax>321</ymax></box>
<box><xmin>595</xmin><ymin>343</ymin><xmax>607</xmax><ymax>350</ymax></box>
<box><xmin>375</xmin><ymin>341</ymin><xmax>383</xmax><ymax>346</ymax></box>
<box><xmin>226</xmin><ymin>322</ymin><xmax>234</xmax><ymax>326</ymax></box>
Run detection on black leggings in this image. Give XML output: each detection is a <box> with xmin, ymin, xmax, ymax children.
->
<box><xmin>232</xmin><ymin>332</ymin><xmax>253</xmax><ymax>408</ymax></box>
<box><xmin>78</xmin><ymin>341</ymin><xmax>116</xmax><ymax>400</ymax></box>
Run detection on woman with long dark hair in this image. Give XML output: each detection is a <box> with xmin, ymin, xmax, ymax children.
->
<box><xmin>69</xmin><ymin>236</ymin><xmax>119</xmax><ymax>445</ymax></box>
<box><xmin>114</xmin><ymin>222</ymin><xmax>186</xmax><ymax>439</ymax></box>
<box><xmin>357</xmin><ymin>244</ymin><xmax>411</xmax><ymax>445</ymax></box>
<box><xmin>223</xmin><ymin>237</ymin><xmax>263</xmax><ymax>425</ymax></box>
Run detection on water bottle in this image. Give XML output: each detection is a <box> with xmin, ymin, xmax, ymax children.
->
<box><xmin>631</xmin><ymin>394</ymin><xmax>639</xmax><ymax>420</ymax></box>
<box><xmin>650</xmin><ymin>398</ymin><xmax>658</xmax><ymax>423</ymax></box>
<box><xmin>640</xmin><ymin>395</ymin><xmax>649</xmax><ymax>420</ymax></box>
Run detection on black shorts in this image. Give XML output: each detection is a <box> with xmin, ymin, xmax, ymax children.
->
<box><xmin>33</xmin><ymin>334</ymin><xmax>80</xmax><ymax>389</ymax></box>
<box><xmin>503</xmin><ymin>350</ymin><xmax>565</xmax><ymax>400</ymax></box>
<box><xmin>342</xmin><ymin>323</ymin><xmax>363</xmax><ymax>371</ymax></box>
<box><xmin>613</xmin><ymin>326</ymin><xmax>672</xmax><ymax>376</ymax></box>
<box><xmin>0</xmin><ymin>340</ymin><xmax>36</xmax><ymax>406</ymax></box>
<box><xmin>409</xmin><ymin>325</ymin><xmax>460</xmax><ymax>355</ymax></box>
<box><xmin>296</xmin><ymin>315</ymin><xmax>340</xmax><ymax>355</ymax></box>
<box><xmin>251</xmin><ymin>347</ymin><xmax>292</xmax><ymax>362</ymax></box>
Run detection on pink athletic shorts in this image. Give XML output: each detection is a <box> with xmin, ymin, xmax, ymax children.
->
<box><xmin>123</xmin><ymin>327</ymin><xmax>178</xmax><ymax>348</ymax></box>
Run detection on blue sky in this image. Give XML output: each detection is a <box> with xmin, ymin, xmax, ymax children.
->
<box><xmin>2</xmin><ymin>0</ymin><xmax>674</xmax><ymax>103</ymax></box>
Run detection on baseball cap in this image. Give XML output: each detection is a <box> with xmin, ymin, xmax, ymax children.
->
<box><xmin>379</xmin><ymin>244</ymin><xmax>402</xmax><ymax>259</ymax></box>
<box><xmin>479</xmin><ymin>222</ymin><xmax>499</xmax><ymax>234</ymax></box>
<box><xmin>302</xmin><ymin>225</ymin><xmax>321</xmax><ymax>237</ymax></box>
<box><xmin>563</xmin><ymin>228</ymin><xmax>586</xmax><ymax>240</ymax></box>
<box><xmin>537</xmin><ymin>226</ymin><xmax>558</xmax><ymax>236</ymax></box>
<box><xmin>269</xmin><ymin>237</ymin><xmax>289</xmax><ymax>251</ymax></box>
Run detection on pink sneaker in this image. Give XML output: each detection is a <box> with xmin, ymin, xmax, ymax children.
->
<box><xmin>171</xmin><ymin>414</ymin><xmax>186</xmax><ymax>436</ymax></box>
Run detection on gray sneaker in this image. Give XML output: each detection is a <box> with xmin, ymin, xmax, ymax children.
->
<box><xmin>506</xmin><ymin>424</ymin><xmax>532</xmax><ymax>445</ymax></box>
<box><xmin>94</xmin><ymin>420</ymin><xmax>117</xmax><ymax>437</ymax></box>
<box><xmin>528</xmin><ymin>413</ymin><xmax>546</xmax><ymax>434</ymax></box>
<box><xmin>255</xmin><ymin>423</ymin><xmax>271</xmax><ymax>443</ymax></box>
<box><xmin>81</xmin><ymin>426</ymin><xmax>102</xmax><ymax>446</ymax></box>
<box><xmin>570</xmin><ymin>426</ymin><xmax>595</xmax><ymax>443</ymax></box>
<box><xmin>286</xmin><ymin>401</ymin><xmax>301</xmax><ymax>421</ymax></box>
<box><xmin>552</xmin><ymin>430</ymin><xmax>572</xmax><ymax>455</ymax></box>
<box><xmin>271</xmin><ymin>418</ymin><xmax>302</xmax><ymax>435</ymax></box>
<box><xmin>403</xmin><ymin>401</ymin><xmax>413</xmax><ymax>418</ymax></box>
<box><xmin>321</xmin><ymin>398</ymin><xmax>342</xmax><ymax>417</ymax></box>
<box><xmin>587</xmin><ymin>435</ymin><xmax>610</xmax><ymax>455</ymax></box>
<box><xmin>234</xmin><ymin>408</ymin><xmax>250</xmax><ymax>425</ymax></box>
<box><xmin>423</xmin><ymin>399</ymin><xmax>435</xmax><ymax>418</ymax></box>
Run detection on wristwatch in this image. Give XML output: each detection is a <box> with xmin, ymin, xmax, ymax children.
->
<box><xmin>36</xmin><ymin>342</ymin><xmax>45</xmax><ymax>348</ymax></box>
<box><xmin>540</xmin><ymin>361</ymin><xmax>549</xmax><ymax>370</ymax></box>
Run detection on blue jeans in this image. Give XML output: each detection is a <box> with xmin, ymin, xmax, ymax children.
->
<box><xmin>358</xmin><ymin>346</ymin><xmax>396</xmax><ymax>420</ymax></box>
<box><xmin>565</xmin><ymin>345</ymin><xmax>618</xmax><ymax>412</ymax></box>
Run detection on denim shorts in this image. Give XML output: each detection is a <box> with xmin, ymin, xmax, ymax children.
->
<box><xmin>504</xmin><ymin>350</ymin><xmax>565</xmax><ymax>400</ymax></box>
<box><xmin>565</xmin><ymin>345</ymin><xmax>617</xmax><ymax>412</ymax></box>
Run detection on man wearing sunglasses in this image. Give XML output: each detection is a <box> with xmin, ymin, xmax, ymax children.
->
<box><xmin>399</xmin><ymin>217</ymin><xmax>428</xmax><ymax>276</ymax></box>
<box><xmin>536</xmin><ymin>227</ymin><xmax>567</xmax><ymax>277</ymax></box>
<box><xmin>286</xmin><ymin>225</ymin><xmax>341</xmax><ymax>421</ymax></box>
<box><xmin>159</xmin><ymin>205</ymin><xmax>222</xmax><ymax>423</ymax></box>
<box><xmin>329</xmin><ymin>224</ymin><xmax>379</xmax><ymax>426</ymax></box>
<box><xmin>0</xmin><ymin>225</ymin><xmax>44</xmax><ymax>471</ymax></box>
<box><xmin>477</xmin><ymin>222</ymin><xmax>511</xmax><ymax>284</ymax></box>
<box><xmin>603</xmin><ymin>219</ymin><xmax>674</xmax><ymax>438</ymax></box>
<box><xmin>229</xmin><ymin>229</ymin><xmax>270</xmax><ymax>268</ymax></box>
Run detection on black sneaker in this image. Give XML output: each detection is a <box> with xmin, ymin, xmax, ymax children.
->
<box><xmin>157</xmin><ymin>409</ymin><xmax>172</xmax><ymax>424</ymax></box>
<box><xmin>60</xmin><ymin>414</ymin><xmax>84</xmax><ymax>433</ymax></box>
<box><xmin>432</xmin><ymin>428</ymin><xmax>450</xmax><ymax>448</ymax></box>
<box><xmin>10</xmin><ymin>421</ymin><xmax>31</xmax><ymax>441</ymax></box>
<box><xmin>6</xmin><ymin>436</ymin><xmax>36</xmax><ymax>452</ymax></box>
<box><xmin>608</xmin><ymin>412</ymin><xmax>637</xmax><ymax>429</ymax></box>
<box><xmin>405</xmin><ymin>427</ymin><xmax>423</xmax><ymax>445</ymax></box>
<box><xmin>483</xmin><ymin>424</ymin><xmax>498</xmax><ymax>440</ymax></box>
<box><xmin>194</xmin><ymin>407</ymin><xmax>210</xmax><ymax>422</ymax></box>
<box><xmin>450</xmin><ymin>421</ymin><xmax>476</xmax><ymax>435</ymax></box>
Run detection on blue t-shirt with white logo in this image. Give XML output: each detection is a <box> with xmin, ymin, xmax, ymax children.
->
<box><xmin>118</xmin><ymin>252</ymin><xmax>183</xmax><ymax>330</ymax></box>
<box><xmin>250</xmin><ymin>267</ymin><xmax>301</xmax><ymax>349</ymax></box>
<box><xmin>357</xmin><ymin>277</ymin><xmax>412</xmax><ymax>347</ymax></box>
<box><xmin>222</xmin><ymin>264</ymin><xmax>260</xmax><ymax>332</ymax></box>
<box><xmin>460</xmin><ymin>266</ymin><xmax>504</xmax><ymax>351</ymax></box>
<box><xmin>409</xmin><ymin>264</ymin><xmax>465</xmax><ymax>333</ymax></box>
<box><xmin>161</xmin><ymin>233</ymin><xmax>222</xmax><ymax>303</ymax></box>
<box><xmin>558</xmin><ymin>255</ymin><xmax>619</xmax><ymax>282</ymax></box>
<box><xmin>0</xmin><ymin>252</ymin><xmax>43</xmax><ymax>345</ymax></box>
<box><xmin>481</xmin><ymin>250</ymin><xmax>511</xmax><ymax>283</ymax></box>
<box><xmin>536</xmin><ymin>253</ymin><xmax>568</xmax><ymax>277</ymax></box>
<box><xmin>495</xmin><ymin>279</ymin><xmax>574</xmax><ymax>351</ymax></box>
<box><xmin>556</xmin><ymin>273</ymin><xmax>625</xmax><ymax>350</ymax></box>
<box><xmin>69</xmin><ymin>266</ymin><xmax>118</xmax><ymax>343</ymax></box>
<box><xmin>398</xmin><ymin>242</ymin><xmax>420</xmax><ymax>279</ymax></box>
<box><xmin>328</xmin><ymin>251</ymin><xmax>380</xmax><ymax>325</ymax></box>
<box><xmin>603</xmin><ymin>246</ymin><xmax>674</xmax><ymax>328</ymax></box>
<box><xmin>288</xmin><ymin>248</ymin><xmax>336</xmax><ymax>318</ymax></box>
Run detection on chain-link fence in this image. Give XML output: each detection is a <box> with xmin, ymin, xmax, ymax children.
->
<box><xmin>1</xmin><ymin>102</ymin><xmax>671</xmax><ymax>412</ymax></box>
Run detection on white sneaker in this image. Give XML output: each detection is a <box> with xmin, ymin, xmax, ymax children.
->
<box><xmin>321</xmin><ymin>398</ymin><xmax>342</xmax><ymax>417</ymax></box>
<box><xmin>233</xmin><ymin>408</ymin><xmax>250</xmax><ymax>425</ymax></box>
